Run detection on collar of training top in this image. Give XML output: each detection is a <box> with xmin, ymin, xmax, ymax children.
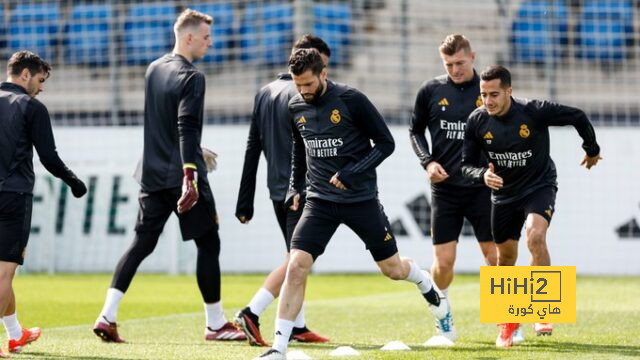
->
<box><xmin>277</xmin><ymin>72</ymin><xmax>292</xmax><ymax>80</ymax></box>
<box><xmin>312</xmin><ymin>79</ymin><xmax>336</xmax><ymax>106</ymax></box>
<box><xmin>0</xmin><ymin>82</ymin><xmax>28</xmax><ymax>95</ymax></box>
<box><xmin>168</xmin><ymin>52</ymin><xmax>191</xmax><ymax>64</ymax></box>
<box><xmin>493</xmin><ymin>96</ymin><xmax>518</xmax><ymax>120</ymax></box>
<box><xmin>447</xmin><ymin>70</ymin><xmax>479</xmax><ymax>89</ymax></box>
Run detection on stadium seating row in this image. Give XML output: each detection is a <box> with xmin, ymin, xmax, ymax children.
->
<box><xmin>511</xmin><ymin>0</ymin><xmax>635</xmax><ymax>63</ymax></box>
<box><xmin>0</xmin><ymin>1</ymin><xmax>352</xmax><ymax>66</ymax></box>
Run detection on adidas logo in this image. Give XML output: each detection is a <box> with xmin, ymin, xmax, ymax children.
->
<box><xmin>275</xmin><ymin>331</ymin><xmax>282</xmax><ymax>336</ymax></box>
<box><xmin>483</xmin><ymin>131</ymin><xmax>494</xmax><ymax>140</ymax></box>
<box><xmin>297</xmin><ymin>116</ymin><xmax>307</xmax><ymax>124</ymax></box>
<box><xmin>384</xmin><ymin>232</ymin><xmax>392</xmax><ymax>241</ymax></box>
<box><xmin>438</xmin><ymin>98</ymin><xmax>449</xmax><ymax>106</ymax></box>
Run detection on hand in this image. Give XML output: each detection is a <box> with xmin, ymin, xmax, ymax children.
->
<box><xmin>69</xmin><ymin>177</ymin><xmax>87</xmax><ymax>198</ymax></box>
<box><xmin>580</xmin><ymin>153</ymin><xmax>602</xmax><ymax>170</ymax></box>
<box><xmin>330</xmin><ymin>173</ymin><xmax>348</xmax><ymax>190</ymax></box>
<box><xmin>426</xmin><ymin>161</ymin><xmax>449</xmax><ymax>184</ymax></box>
<box><xmin>177</xmin><ymin>166</ymin><xmax>199</xmax><ymax>214</ymax></box>
<box><xmin>202</xmin><ymin>147</ymin><xmax>218</xmax><ymax>172</ymax></box>
<box><xmin>483</xmin><ymin>163</ymin><xmax>503</xmax><ymax>190</ymax></box>
<box><xmin>289</xmin><ymin>193</ymin><xmax>301</xmax><ymax>211</ymax></box>
<box><xmin>237</xmin><ymin>215</ymin><xmax>250</xmax><ymax>224</ymax></box>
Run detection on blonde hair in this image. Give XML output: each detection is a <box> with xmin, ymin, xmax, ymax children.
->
<box><xmin>439</xmin><ymin>34</ymin><xmax>472</xmax><ymax>56</ymax></box>
<box><xmin>174</xmin><ymin>9</ymin><xmax>212</xmax><ymax>35</ymax></box>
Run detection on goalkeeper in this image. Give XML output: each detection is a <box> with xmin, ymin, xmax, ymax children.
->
<box><xmin>93</xmin><ymin>9</ymin><xmax>245</xmax><ymax>343</ymax></box>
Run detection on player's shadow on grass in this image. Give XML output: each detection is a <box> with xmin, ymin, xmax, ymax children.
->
<box><xmin>524</xmin><ymin>341</ymin><xmax>640</xmax><ymax>357</ymax></box>
<box><xmin>290</xmin><ymin>342</ymin><xmax>389</xmax><ymax>351</ymax></box>
<box><xmin>131</xmin><ymin>340</ymin><xmax>250</xmax><ymax>348</ymax></box>
<box><xmin>26</xmin><ymin>353</ymin><xmax>139</xmax><ymax>360</ymax></box>
<box><xmin>291</xmin><ymin>342</ymin><xmax>494</xmax><ymax>352</ymax></box>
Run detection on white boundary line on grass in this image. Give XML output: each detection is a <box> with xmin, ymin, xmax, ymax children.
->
<box><xmin>45</xmin><ymin>282</ymin><xmax>480</xmax><ymax>333</ymax></box>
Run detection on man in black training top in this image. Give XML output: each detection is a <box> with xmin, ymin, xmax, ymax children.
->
<box><xmin>255</xmin><ymin>48</ymin><xmax>448</xmax><ymax>360</ymax></box>
<box><xmin>93</xmin><ymin>9</ymin><xmax>245</xmax><ymax>343</ymax></box>
<box><xmin>461</xmin><ymin>65</ymin><xmax>601</xmax><ymax>348</ymax></box>
<box><xmin>410</xmin><ymin>34</ymin><xmax>497</xmax><ymax>346</ymax></box>
<box><xmin>234</xmin><ymin>35</ymin><xmax>330</xmax><ymax>347</ymax></box>
<box><xmin>0</xmin><ymin>50</ymin><xmax>87</xmax><ymax>356</ymax></box>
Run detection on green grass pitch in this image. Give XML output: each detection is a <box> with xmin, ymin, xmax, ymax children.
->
<box><xmin>8</xmin><ymin>273</ymin><xmax>640</xmax><ymax>359</ymax></box>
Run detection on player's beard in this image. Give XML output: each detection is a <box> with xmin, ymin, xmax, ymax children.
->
<box><xmin>302</xmin><ymin>82</ymin><xmax>324</xmax><ymax>104</ymax></box>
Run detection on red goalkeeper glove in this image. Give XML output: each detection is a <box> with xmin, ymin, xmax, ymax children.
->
<box><xmin>177</xmin><ymin>164</ymin><xmax>199</xmax><ymax>214</ymax></box>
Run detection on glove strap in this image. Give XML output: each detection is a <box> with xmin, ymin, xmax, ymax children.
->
<box><xmin>183</xmin><ymin>164</ymin><xmax>198</xmax><ymax>191</ymax></box>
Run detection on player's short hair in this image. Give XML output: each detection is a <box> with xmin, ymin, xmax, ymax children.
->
<box><xmin>7</xmin><ymin>50</ymin><xmax>51</xmax><ymax>78</ymax></box>
<box><xmin>174</xmin><ymin>8</ymin><xmax>213</xmax><ymax>35</ymax></box>
<box><xmin>288</xmin><ymin>48</ymin><xmax>324</xmax><ymax>76</ymax></box>
<box><xmin>480</xmin><ymin>65</ymin><xmax>511</xmax><ymax>88</ymax></box>
<box><xmin>293</xmin><ymin>34</ymin><xmax>331</xmax><ymax>58</ymax></box>
<box><xmin>439</xmin><ymin>34</ymin><xmax>472</xmax><ymax>56</ymax></box>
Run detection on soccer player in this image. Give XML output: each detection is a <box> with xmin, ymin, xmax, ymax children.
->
<box><xmin>409</xmin><ymin>34</ymin><xmax>497</xmax><ymax>345</ymax></box>
<box><xmin>234</xmin><ymin>35</ymin><xmax>330</xmax><ymax>346</ymax></box>
<box><xmin>0</xmin><ymin>50</ymin><xmax>87</xmax><ymax>355</ymax></box>
<box><xmin>93</xmin><ymin>9</ymin><xmax>245</xmax><ymax>343</ymax></box>
<box><xmin>461</xmin><ymin>65</ymin><xmax>601</xmax><ymax>347</ymax></box>
<box><xmin>255</xmin><ymin>49</ymin><xmax>448</xmax><ymax>359</ymax></box>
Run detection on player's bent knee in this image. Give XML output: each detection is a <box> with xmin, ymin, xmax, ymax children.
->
<box><xmin>383</xmin><ymin>266</ymin><xmax>406</xmax><ymax>280</ymax></box>
<box><xmin>378</xmin><ymin>260</ymin><xmax>405</xmax><ymax>280</ymax></box>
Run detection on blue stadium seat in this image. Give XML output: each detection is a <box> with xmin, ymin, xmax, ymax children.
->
<box><xmin>240</xmin><ymin>2</ymin><xmax>294</xmax><ymax>66</ymax></box>
<box><xmin>8</xmin><ymin>3</ymin><xmax>61</xmax><ymax>61</ymax></box>
<box><xmin>64</xmin><ymin>4</ymin><xmax>112</xmax><ymax>66</ymax></box>
<box><xmin>313</xmin><ymin>3</ymin><xmax>352</xmax><ymax>65</ymax></box>
<box><xmin>124</xmin><ymin>3</ymin><xmax>176</xmax><ymax>65</ymax></box>
<box><xmin>189</xmin><ymin>3</ymin><xmax>235</xmax><ymax>64</ymax></box>
<box><xmin>575</xmin><ymin>0</ymin><xmax>634</xmax><ymax>62</ymax></box>
<box><xmin>510</xmin><ymin>0</ymin><xmax>568</xmax><ymax>63</ymax></box>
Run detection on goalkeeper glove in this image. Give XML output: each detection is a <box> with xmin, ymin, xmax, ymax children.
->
<box><xmin>177</xmin><ymin>164</ymin><xmax>198</xmax><ymax>214</ymax></box>
<box><xmin>202</xmin><ymin>147</ymin><xmax>218</xmax><ymax>172</ymax></box>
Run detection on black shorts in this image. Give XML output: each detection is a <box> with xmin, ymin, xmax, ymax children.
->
<box><xmin>272</xmin><ymin>197</ymin><xmax>305</xmax><ymax>252</ymax></box>
<box><xmin>491</xmin><ymin>186</ymin><xmax>557</xmax><ymax>244</ymax></box>
<box><xmin>291</xmin><ymin>197</ymin><xmax>398</xmax><ymax>262</ymax></box>
<box><xmin>0</xmin><ymin>192</ymin><xmax>33</xmax><ymax>265</ymax></box>
<box><xmin>134</xmin><ymin>181</ymin><xmax>217</xmax><ymax>240</ymax></box>
<box><xmin>431</xmin><ymin>186</ymin><xmax>492</xmax><ymax>244</ymax></box>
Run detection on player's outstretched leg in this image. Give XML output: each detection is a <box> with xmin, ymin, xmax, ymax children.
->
<box><xmin>376</xmin><ymin>254</ymin><xmax>448</xmax><ymax>320</ymax></box>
